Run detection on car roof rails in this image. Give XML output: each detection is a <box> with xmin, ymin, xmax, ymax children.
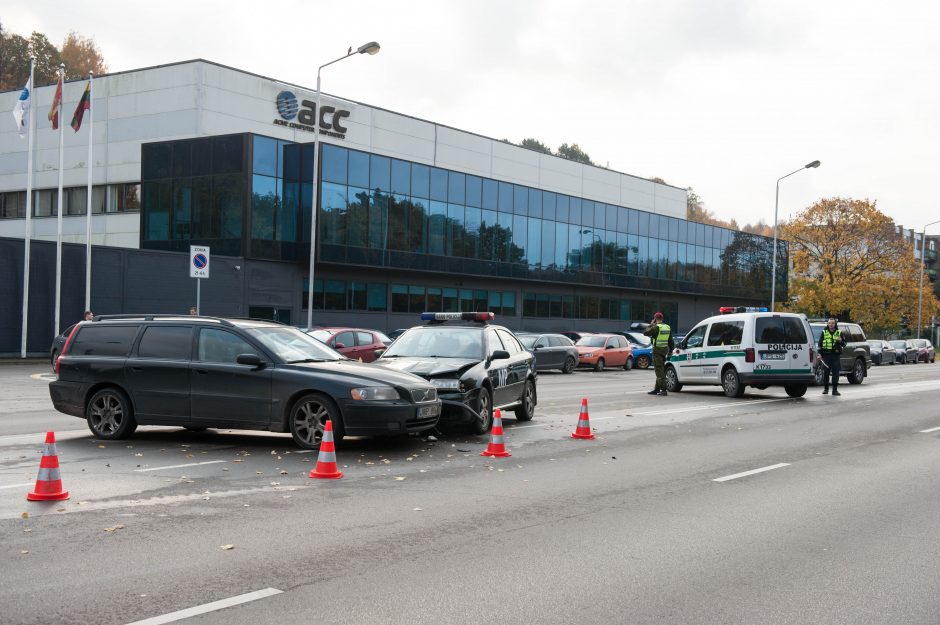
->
<box><xmin>92</xmin><ymin>314</ymin><xmax>235</xmax><ymax>327</ymax></box>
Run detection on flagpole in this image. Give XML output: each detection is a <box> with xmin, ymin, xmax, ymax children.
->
<box><xmin>84</xmin><ymin>72</ymin><xmax>93</xmax><ymax>312</ymax></box>
<box><xmin>54</xmin><ymin>64</ymin><xmax>65</xmax><ymax>337</ymax></box>
<box><xmin>20</xmin><ymin>57</ymin><xmax>36</xmax><ymax>359</ymax></box>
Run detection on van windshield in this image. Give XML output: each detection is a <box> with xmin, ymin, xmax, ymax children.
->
<box><xmin>755</xmin><ymin>317</ymin><xmax>808</xmax><ymax>344</ymax></box>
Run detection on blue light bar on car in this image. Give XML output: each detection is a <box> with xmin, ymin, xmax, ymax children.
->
<box><xmin>420</xmin><ymin>312</ymin><xmax>494</xmax><ymax>322</ymax></box>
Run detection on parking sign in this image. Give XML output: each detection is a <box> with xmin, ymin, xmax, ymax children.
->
<box><xmin>190</xmin><ymin>246</ymin><xmax>210</xmax><ymax>279</ymax></box>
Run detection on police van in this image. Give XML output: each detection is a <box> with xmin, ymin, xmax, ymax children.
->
<box><xmin>664</xmin><ymin>307</ymin><xmax>815</xmax><ymax>398</ymax></box>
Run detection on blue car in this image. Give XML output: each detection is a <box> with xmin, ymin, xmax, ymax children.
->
<box><xmin>610</xmin><ymin>331</ymin><xmax>654</xmax><ymax>369</ymax></box>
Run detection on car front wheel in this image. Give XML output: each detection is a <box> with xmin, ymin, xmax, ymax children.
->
<box><xmin>665</xmin><ymin>366</ymin><xmax>682</xmax><ymax>392</ymax></box>
<box><xmin>290</xmin><ymin>393</ymin><xmax>344</xmax><ymax>450</ymax></box>
<box><xmin>623</xmin><ymin>356</ymin><xmax>633</xmax><ymax>371</ymax></box>
<box><xmin>562</xmin><ymin>356</ymin><xmax>576</xmax><ymax>374</ymax></box>
<box><xmin>472</xmin><ymin>387</ymin><xmax>494</xmax><ymax>435</ymax></box>
<box><xmin>594</xmin><ymin>358</ymin><xmax>605</xmax><ymax>372</ymax></box>
<box><xmin>846</xmin><ymin>358</ymin><xmax>866</xmax><ymax>384</ymax></box>
<box><xmin>87</xmin><ymin>388</ymin><xmax>137</xmax><ymax>440</ymax></box>
<box><xmin>513</xmin><ymin>379</ymin><xmax>536</xmax><ymax>422</ymax></box>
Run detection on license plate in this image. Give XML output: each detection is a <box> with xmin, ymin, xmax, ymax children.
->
<box><xmin>417</xmin><ymin>404</ymin><xmax>440</xmax><ymax>418</ymax></box>
<box><xmin>761</xmin><ymin>353</ymin><xmax>786</xmax><ymax>360</ymax></box>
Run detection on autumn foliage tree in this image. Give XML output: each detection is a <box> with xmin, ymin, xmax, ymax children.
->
<box><xmin>0</xmin><ymin>22</ymin><xmax>107</xmax><ymax>89</ymax></box>
<box><xmin>780</xmin><ymin>197</ymin><xmax>940</xmax><ymax>337</ymax></box>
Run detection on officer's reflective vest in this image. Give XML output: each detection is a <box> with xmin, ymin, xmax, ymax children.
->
<box><xmin>655</xmin><ymin>323</ymin><xmax>671</xmax><ymax>348</ymax></box>
<box><xmin>821</xmin><ymin>328</ymin><xmax>841</xmax><ymax>351</ymax></box>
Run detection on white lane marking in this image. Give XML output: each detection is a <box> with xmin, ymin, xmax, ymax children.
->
<box><xmin>134</xmin><ymin>460</ymin><xmax>226</xmax><ymax>473</ymax></box>
<box><xmin>0</xmin><ymin>482</ymin><xmax>33</xmax><ymax>490</ymax></box>
<box><xmin>920</xmin><ymin>426</ymin><xmax>940</xmax><ymax>433</ymax></box>
<box><xmin>124</xmin><ymin>587</ymin><xmax>283</xmax><ymax>625</ymax></box>
<box><xmin>713</xmin><ymin>463</ymin><xmax>790</xmax><ymax>482</ymax></box>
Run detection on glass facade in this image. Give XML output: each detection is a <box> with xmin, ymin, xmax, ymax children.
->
<box><xmin>0</xmin><ymin>184</ymin><xmax>132</xmax><ymax>218</ymax></box>
<box><xmin>315</xmin><ymin>145</ymin><xmax>786</xmax><ymax>300</ymax></box>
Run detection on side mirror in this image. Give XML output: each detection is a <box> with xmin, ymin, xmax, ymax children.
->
<box><xmin>487</xmin><ymin>350</ymin><xmax>510</xmax><ymax>367</ymax></box>
<box><xmin>236</xmin><ymin>353</ymin><xmax>264</xmax><ymax>367</ymax></box>
<box><xmin>334</xmin><ymin>342</ymin><xmax>346</xmax><ymax>349</ymax></box>
<box><xmin>373</xmin><ymin>348</ymin><xmax>386</xmax><ymax>358</ymax></box>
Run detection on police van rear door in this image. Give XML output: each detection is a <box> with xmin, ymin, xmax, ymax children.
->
<box><xmin>752</xmin><ymin>315</ymin><xmax>811</xmax><ymax>378</ymax></box>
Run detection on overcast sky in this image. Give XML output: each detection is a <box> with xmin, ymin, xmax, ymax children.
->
<box><xmin>6</xmin><ymin>0</ymin><xmax>938</xmax><ymax>232</ymax></box>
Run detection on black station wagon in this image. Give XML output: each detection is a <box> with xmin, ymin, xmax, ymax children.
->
<box><xmin>49</xmin><ymin>315</ymin><xmax>441</xmax><ymax>449</ymax></box>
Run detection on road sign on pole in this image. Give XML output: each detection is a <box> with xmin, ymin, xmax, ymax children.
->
<box><xmin>190</xmin><ymin>246</ymin><xmax>210</xmax><ymax>279</ymax></box>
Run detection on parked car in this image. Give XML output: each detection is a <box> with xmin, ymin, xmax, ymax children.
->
<box><xmin>307</xmin><ymin>327</ymin><xmax>392</xmax><ymax>363</ymax></box>
<box><xmin>574</xmin><ymin>334</ymin><xmax>634</xmax><ymax>372</ymax></box>
<box><xmin>889</xmin><ymin>339</ymin><xmax>919</xmax><ymax>364</ymax></box>
<box><xmin>910</xmin><ymin>338</ymin><xmax>936</xmax><ymax>363</ymax></box>
<box><xmin>867</xmin><ymin>340</ymin><xmax>896</xmax><ymax>365</ymax></box>
<box><xmin>608</xmin><ymin>331</ymin><xmax>653</xmax><ymax>369</ymax></box>
<box><xmin>374</xmin><ymin>312</ymin><xmax>536</xmax><ymax>434</ymax></box>
<box><xmin>50</xmin><ymin>323</ymin><xmax>78</xmax><ymax>370</ymax></box>
<box><xmin>387</xmin><ymin>328</ymin><xmax>410</xmax><ymax>341</ymax></box>
<box><xmin>49</xmin><ymin>315</ymin><xmax>441</xmax><ymax>449</ymax></box>
<box><xmin>809</xmin><ymin>320</ymin><xmax>871</xmax><ymax>385</ymax></box>
<box><xmin>516</xmin><ymin>332</ymin><xmax>580</xmax><ymax>374</ymax></box>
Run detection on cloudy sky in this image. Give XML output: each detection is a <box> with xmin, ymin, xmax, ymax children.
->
<box><xmin>6</xmin><ymin>0</ymin><xmax>938</xmax><ymax>231</ymax></box>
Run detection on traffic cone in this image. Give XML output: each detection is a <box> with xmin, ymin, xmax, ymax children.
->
<box><xmin>27</xmin><ymin>431</ymin><xmax>69</xmax><ymax>501</ymax></box>
<box><xmin>480</xmin><ymin>409</ymin><xmax>511</xmax><ymax>457</ymax></box>
<box><xmin>571</xmin><ymin>398</ymin><xmax>595</xmax><ymax>440</ymax></box>
<box><xmin>309</xmin><ymin>419</ymin><xmax>343</xmax><ymax>479</ymax></box>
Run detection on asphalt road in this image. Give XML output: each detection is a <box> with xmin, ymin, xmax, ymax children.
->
<box><xmin>2</xmin><ymin>361</ymin><xmax>939</xmax><ymax>625</ymax></box>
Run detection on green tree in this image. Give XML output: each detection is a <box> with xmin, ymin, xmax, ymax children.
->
<box><xmin>556</xmin><ymin>143</ymin><xmax>593</xmax><ymax>165</ymax></box>
<box><xmin>28</xmin><ymin>32</ymin><xmax>62</xmax><ymax>85</ymax></box>
<box><xmin>0</xmin><ymin>21</ymin><xmax>30</xmax><ymax>90</ymax></box>
<box><xmin>0</xmin><ymin>24</ymin><xmax>108</xmax><ymax>88</ymax></box>
<box><xmin>519</xmin><ymin>138</ymin><xmax>552</xmax><ymax>155</ymax></box>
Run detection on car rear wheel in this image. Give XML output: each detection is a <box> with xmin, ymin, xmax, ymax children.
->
<box><xmin>290</xmin><ymin>393</ymin><xmax>344</xmax><ymax>450</ymax></box>
<box><xmin>87</xmin><ymin>388</ymin><xmax>137</xmax><ymax>440</ymax></box>
<box><xmin>562</xmin><ymin>356</ymin><xmax>576</xmax><ymax>374</ymax></box>
<box><xmin>472</xmin><ymin>387</ymin><xmax>494</xmax><ymax>435</ymax></box>
<box><xmin>513</xmin><ymin>379</ymin><xmax>536</xmax><ymax>422</ymax></box>
<box><xmin>636</xmin><ymin>354</ymin><xmax>651</xmax><ymax>369</ymax></box>
<box><xmin>623</xmin><ymin>356</ymin><xmax>633</xmax><ymax>371</ymax></box>
<box><xmin>722</xmin><ymin>367</ymin><xmax>745</xmax><ymax>398</ymax></box>
<box><xmin>785</xmin><ymin>384</ymin><xmax>807</xmax><ymax>398</ymax></box>
<box><xmin>846</xmin><ymin>358</ymin><xmax>865</xmax><ymax>384</ymax></box>
<box><xmin>664</xmin><ymin>366</ymin><xmax>682</xmax><ymax>392</ymax></box>
<box><xmin>50</xmin><ymin>350</ymin><xmax>58</xmax><ymax>371</ymax></box>
<box><xmin>594</xmin><ymin>358</ymin><xmax>605</xmax><ymax>372</ymax></box>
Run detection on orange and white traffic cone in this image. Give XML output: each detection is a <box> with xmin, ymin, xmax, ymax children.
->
<box><xmin>480</xmin><ymin>409</ymin><xmax>511</xmax><ymax>457</ymax></box>
<box><xmin>309</xmin><ymin>419</ymin><xmax>343</xmax><ymax>479</ymax></box>
<box><xmin>571</xmin><ymin>398</ymin><xmax>595</xmax><ymax>440</ymax></box>
<box><xmin>27</xmin><ymin>431</ymin><xmax>69</xmax><ymax>501</ymax></box>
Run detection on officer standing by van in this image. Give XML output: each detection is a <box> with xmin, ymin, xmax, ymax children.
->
<box><xmin>645</xmin><ymin>312</ymin><xmax>674</xmax><ymax>396</ymax></box>
<box><xmin>818</xmin><ymin>317</ymin><xmax>846</xmax><ymax>395</ymax></box>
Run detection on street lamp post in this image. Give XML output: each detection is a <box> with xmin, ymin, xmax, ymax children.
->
<box><xmin>770</xmin><ymin>160</ymin><xmax>820</xmax><ymax>311</ymax></box>
<box><xmin>306</xmin><ymin>41</ymin><xmax>381</xmax><ymax>331</ymax></box>
<box><xmin>916</xmin><ymin>220</ymin><xmax>940</xmax><ymax>340</ymax></box>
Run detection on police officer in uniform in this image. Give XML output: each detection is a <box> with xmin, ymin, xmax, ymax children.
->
<box><xmin>644</xmin><ymin>312</ymin><xmax>674</xmax><ymax>396</ymax></box>
<box><xmin>818</xmin><ymin>317</ymin><xmax>846</xmax><ymax>395</ymax></box>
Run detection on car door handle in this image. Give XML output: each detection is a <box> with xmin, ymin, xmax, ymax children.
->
<box><xmin>193</xmin><ymin>369</ymin><xmax>209</xmax><ymax>375</ymax></box>
<box><xmin>129</xmin><ymin>366</ymin><xmax>143</xmax><ymax>372</ymax></box>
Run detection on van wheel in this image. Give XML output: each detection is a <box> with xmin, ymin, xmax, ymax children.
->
<box><xmin>814</xmin><ymin>365</ymin><xmax>826</xmax><ymax>386</ymax></box>
<box><xmin>784</xmin><ymin>384</ymin><xmax>807</xmax><ymax>398</ymax></box>
<box><xmin>87</xmin><ymin>388</ymin><xmax>137</xmax><ymax>440</ymax></box>
<box><xmin>623</xmin><ymin>357</ymin><xmax>633</xmax><ymax>371</ymax></box>
<box><xmin>665</xmin><ymin>366</ymin><xmax>682</xmax><ymax>392</ymax></box>
<box><xmin>722</xmin><ymin>367</ymin><xmax>745</xmax><ymax>398</ymax></box>
<box><xmin>636</xmin><ymin>355</ymin><xmax>651</xmax><ymax>369</ymax></box>
<box><xmin>846</xmin><ymin>358</ymin><xmax>866</xmax><ymax>384</ymax></box>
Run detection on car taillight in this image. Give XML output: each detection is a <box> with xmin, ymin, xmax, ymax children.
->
<box><xmin>56</xmin><ymin>323</ymin><xmax>80</xmax><ymax>375</ymax></box>
<box><xmin>745</xmin><ymin>348</ymin><xmax>755</xmax><ymax>363</ymax></box>
<box><xmin>809</xmin><ymin>348</ymin><xmax>814</xmax><ymax>364</ymax></box>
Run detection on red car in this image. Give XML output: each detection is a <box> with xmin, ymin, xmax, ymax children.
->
<box><xmin>307</xmin><ymin>327</ymin><xmax>392</xmax><ymax>362</ymax></box>
<box><xmin>574</xmin><ymin>333</ymin><xmax>634</xmax><ymax>372</ymax></box>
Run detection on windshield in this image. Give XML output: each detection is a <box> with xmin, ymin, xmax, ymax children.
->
<box><xmin>889</xmin><ymin>341</ymin><xmax>907</xmax><ymax>349</ymax></box>
<box><xmin>517</xmin><ymin>335</ymin><xmax>537</xmax><ymax>348</ymax></box>
<box><xmin>375</xmin><ymin>331</ymin><xmax>393</xmax><ymax>344</ymax></box>
<box><xmin>576</xmin><ymin>336</ymin><xmax>608</xmax><ymax>348</ymax></box>
<box><xmin>625</xmin><ymin>332</ymin><xmax>651</xmax><ymax>346</ymax></box>
<box><xmin>309</xmin><ymin>329</ymin><xmax>333</xmax><ymax>343</ymax></box>
<box><xmin>382</xmin><ymin>327</ymin><xmax>483</xmax><ymax>359</ymax></box>
<box><xmin>245</xmin><ymin>327</ymin><xmax>342</xmax><ymax>362</ymax></box>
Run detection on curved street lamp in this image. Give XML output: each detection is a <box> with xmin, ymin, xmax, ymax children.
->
<box><xmin>307</xmin><ymin>42</ymin><xmax>381</xmax><ymax>330</ymax></box>
<box><xmin>770</xmin><ymin>160</ymin><xmax>820</xmax><ymax>311</ymax></box>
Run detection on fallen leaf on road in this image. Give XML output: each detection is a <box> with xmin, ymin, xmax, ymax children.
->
<box><xmin>23</xmin><ymin>528</ymin><xmax>32</xmax><ymax>533</ymax></box>
<box><xmin>413</xmin><ymin>508</ymin><xmax>423</xmax><ymax>511</ymax></box>
<box><xmin>232</xmin><ymin>459</ymin><xmax>244</xmax><ymax>463</ymax></box>
<box><xmin>394</xmin><ymin>476</ymin><xmax>406</xmax><ymax>481</ymax></box>
<box><xmin>20</xmin><ymin>550</ymin><xmax>28</xmax><ymax>554</ymax></box>
<box><xmin>97</xmin><ymin>445</ymin><xmax>106</xmax><ymax>448</ymax></box>
<box><xmin>279</xmin><ymin>470</ymin><xmax>288</xmax><ymax>475</ymax></box>
<box><xmin>219</xmin><ymin>544</ymin><xmax>235</xmax><ymax>550</ymax></box>
<box><xmin>103</xmin><ymin>525</ymin><xmax>125</xmax><ymax>532</ymax></box>
<box><xmin>134</xmin><ymin>453</ymin><xmax>143</xmax><ymax>457</ymax></box>
<box><xmin>20</xmin><ymin>512</ymin><xmax>28</xmax><ymax>519</ymax></box>
<box><xmin>56</xmin><ymin>508</ymin><xmax>65</xmax><ymax>512</ymax></box>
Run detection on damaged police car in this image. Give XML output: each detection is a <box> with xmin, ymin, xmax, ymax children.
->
<box><xmin>373</xmin><ymin>313</ymin><xmax>536</xmax><ymax>434</ymax></box>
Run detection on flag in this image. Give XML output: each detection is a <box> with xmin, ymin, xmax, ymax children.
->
<box><xmin>48</xmin><ymin>74</ymin><xmax>63</xmax><ymax>130</ymax></box>
<box><xmin>71</xmin><ymin>81</ymin><xmax>91</xmax><ymax>132</ymax></box>
<box><xmin>12</xmin><ymin>77</ymin><xmax>30</xmax><ymax>138</ymax></box>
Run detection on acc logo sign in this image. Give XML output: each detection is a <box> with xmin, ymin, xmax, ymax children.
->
<box><xmin>273</xmin><ymin>90</ymin><xmax>350</xmax><ymax>139</ymax></box>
